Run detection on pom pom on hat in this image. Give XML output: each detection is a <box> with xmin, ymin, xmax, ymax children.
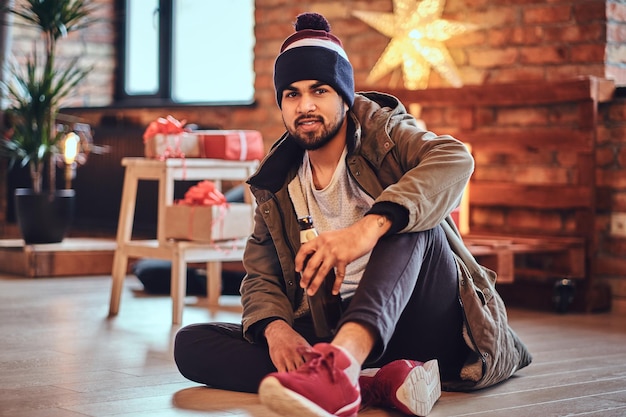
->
<box><xmin>294</xmin><ymin>12</ymin><xmax>331</xmax><ymax>32</ymax></box>
<box><xmin>274</xmin><ymin>13</ymin><xmax>355</xmax><ymax>108</ymax></box>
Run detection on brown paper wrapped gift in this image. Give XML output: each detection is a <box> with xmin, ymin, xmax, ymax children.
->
<box><xmin>144</xmin><ymin>133</ymin><xmax>204</xmax><ymax>159</ymax></box>
<box><xmin>164</xmin><ymin>203</ymin><xmax>253</xmax><ymax>242</ymax></box>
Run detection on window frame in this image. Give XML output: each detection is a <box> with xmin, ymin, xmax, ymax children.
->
<box><xmin>114</xmin><ymin>0</ymin><xmax>255</xmax><ymax>107</ymax></box>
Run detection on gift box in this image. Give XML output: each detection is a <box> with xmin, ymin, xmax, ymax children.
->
<box><xmin>197</xmin><ymin>130</ymin><xmax>264</xmax><ymax>161</ymax></box>
<box><xmin>143</xmin><ymin>115</ymin><xmax>202</xmax><ymax>159</ymax></box>
<box><xmin>164</xmin><ymin>202</ymin><xmax>253</xmax><ymax>242</ymax></box>
<box><xmin>144</xmin><ymin>133</ymin><xmax>204</xmax><ymax>159</ymax></box>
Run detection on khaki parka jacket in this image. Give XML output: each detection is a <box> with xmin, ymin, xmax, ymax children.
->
<box><xmin>242</xmin><ymin>91</ymin><xmax>532</xmax><ymax>391</ymax></box>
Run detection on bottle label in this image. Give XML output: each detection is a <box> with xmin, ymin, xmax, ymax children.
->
<box><xmin>300</xmin><ymin>229</ymin><xmax>318</xmax><ymax>243</ymax></box>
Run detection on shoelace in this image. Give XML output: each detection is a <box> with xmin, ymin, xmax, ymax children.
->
<box><xmin>295</xmin><ymin>347</ymin><xmax>340</xmax><ymax>382</ymax></box>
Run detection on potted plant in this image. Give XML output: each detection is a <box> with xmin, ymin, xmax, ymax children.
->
<box><xmin>0</xmin><ymin>0</ymin><xmax>97</xmax><ymax>244</ymax></box>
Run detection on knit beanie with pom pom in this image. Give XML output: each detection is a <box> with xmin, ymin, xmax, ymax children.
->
<box><xmin>273</xmin><ymin>12</ymin><xmax>354</xmax><ymax>108</ymax></box>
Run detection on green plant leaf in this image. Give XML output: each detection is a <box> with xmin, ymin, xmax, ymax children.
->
<box><xmin>0</xmin><ymin>0</ymin><xmax>98</xmax><ymax>193</ymax></box>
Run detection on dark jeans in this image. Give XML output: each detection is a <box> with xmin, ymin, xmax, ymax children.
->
<box><xmin>174</xmin><ymin>225</ymin><xmax>469</xmax><ymax>393</ymax></box>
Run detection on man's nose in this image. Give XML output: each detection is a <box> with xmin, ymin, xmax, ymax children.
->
<box><xmin>297</xmin><ymin>95</ymin><xmax>316</xmax><ymax>113</ymax></box>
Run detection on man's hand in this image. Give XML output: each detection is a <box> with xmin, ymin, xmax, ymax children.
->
<box><xmin>264</xmin><ymin>320</ymin><xmax>312</xmax><ymax>372</ymax></box>
<box><xmin>295</xmin><ymin>214</ymin><xmax>391</xmax><ymax>296</ymax></box>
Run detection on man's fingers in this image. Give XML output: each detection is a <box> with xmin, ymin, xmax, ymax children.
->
<box><xmin>333</xmin><ymin>265</ymin><xmax>346</xmax><ymax>295</ymax></box>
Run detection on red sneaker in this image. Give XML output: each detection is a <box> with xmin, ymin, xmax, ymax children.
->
<box><xmin>360</xmin><ymin>359</ymin><xmax>441</xmax><ymax>416</ymax></box>
<box><xmin>258</xmin><ymin>343</ymin><xmax>361</xmax><ymax>417</ymax></box>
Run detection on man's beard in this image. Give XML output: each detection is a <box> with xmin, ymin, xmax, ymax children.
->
<box><xmin>286</xmin><ymin>108</ymin><xmax>346</xmax><ymax>151</ymax></box>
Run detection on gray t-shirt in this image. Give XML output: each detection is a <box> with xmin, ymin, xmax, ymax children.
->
<box><xmin>289</xmin><ymin>147</ymin><xmax>375</xmax><ymax>299</ymax></box>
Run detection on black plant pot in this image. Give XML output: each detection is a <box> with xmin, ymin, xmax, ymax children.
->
<box><xmin>14</xmin><ymin>188</ymin><xmax>76</xmax><ymax>244</ymax></box>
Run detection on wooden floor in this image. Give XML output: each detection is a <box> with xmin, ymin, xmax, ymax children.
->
<box><xmin>1</xmin><ymin>274</ymin><xmax>625</xmax><ymax>417</ymax></box>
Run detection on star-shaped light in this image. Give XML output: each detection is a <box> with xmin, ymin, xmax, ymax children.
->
<box><xmin>353</xmin><ymin>0</ymin><xmax>477</xmax><ymax>89</ymax></box>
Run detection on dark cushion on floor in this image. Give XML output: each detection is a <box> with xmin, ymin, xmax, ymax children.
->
<box><xmin>132</xmin><ymin>259</ymin><xmax>244</xmax><ymax>296</ymax></box>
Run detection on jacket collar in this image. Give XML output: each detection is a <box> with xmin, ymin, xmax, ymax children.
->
<box><xmin>247</xmin><ymin>91</ymin><xmax>406</xmax><ymax>192</ymax></box>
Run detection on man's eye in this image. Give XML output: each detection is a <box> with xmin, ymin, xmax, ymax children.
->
<box><xmin>285</xmin><ymin>91</ymin><xmax>297</xmax><ymax>98</ymax></box>
<box><xmin>315</xmin><ymin>88</ymin><xmax>327</xmax><ymax>95</ymax></box>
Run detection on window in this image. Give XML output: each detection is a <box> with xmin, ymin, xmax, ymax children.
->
<box><xmin>119</xmin><ymin>0</ymin><xmax>255</xmax><ymax>105</ymax></box>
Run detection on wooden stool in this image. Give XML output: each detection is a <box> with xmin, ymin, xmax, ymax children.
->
<box><xmin>108</xmin><ymin>157</ymin><xmax>257</xmax><ymax>324</ymax></box>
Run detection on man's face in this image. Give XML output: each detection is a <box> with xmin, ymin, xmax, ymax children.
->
<box><xmin>280</xmin><ymin>80</ymin><xmax>348</xmax><ymax>151</ymax></box>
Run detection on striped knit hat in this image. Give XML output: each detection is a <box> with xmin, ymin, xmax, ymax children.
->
<box><xmin>273</xmin><ymin>13</ymin><xmax>355</xmax><ymax>108</ymax></box>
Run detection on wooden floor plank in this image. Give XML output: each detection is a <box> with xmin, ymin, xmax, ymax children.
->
<box><xmin>0</xmin><ymin>274</ymin><xmax>625</xmax><ymax>417</ymax></box>
<box><xmin>431</xmin><ymin>379</ymin><xmax>626</xmax><ymax>416</ymax></box>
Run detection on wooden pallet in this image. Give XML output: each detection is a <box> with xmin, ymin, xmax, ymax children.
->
<box><xmin>463</xmin><ymin>234</ymin><xmax>586</xmax><ymax>284</ymax></box>
<box><xmin>0</xmin><ymin>238</ymin><xmax>117</xmax><ymax>277</ymax></box>
<box><xmin>387</xmin><ymin>77</ymin><xmax>616</xmax><ymax>312</ymax></box>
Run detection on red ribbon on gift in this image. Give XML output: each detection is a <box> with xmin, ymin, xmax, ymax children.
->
<box><xmin>143</xmin><ymin>115</ymin><xmax>188</xmax><ymax>142</ymax></box>
<box><xmin>181</xmin><ymin>180</ymin><xmax>227</xmax><ymax>207</ymax></box>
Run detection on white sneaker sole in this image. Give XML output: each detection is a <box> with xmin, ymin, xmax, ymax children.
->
<box><xmin>395</xmin><ymin>359</ymin><xmax>441</xmax><ymax>416</ymax></box>
<box><xmin>258</xmin><ymin>376</ymin><xmax>359</xmax><ymax>417</ymax></box>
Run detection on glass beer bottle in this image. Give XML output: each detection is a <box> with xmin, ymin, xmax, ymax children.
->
<box><xmin>298</xmin><ymin>216</ymin><xmax>343</xmax><ymax>338</ymax></box>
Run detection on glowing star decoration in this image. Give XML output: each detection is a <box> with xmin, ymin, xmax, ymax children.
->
<box><xmin>353</xmin><ymin>0</ymin><xmax>477</xmax><ymax>89</ymax></box>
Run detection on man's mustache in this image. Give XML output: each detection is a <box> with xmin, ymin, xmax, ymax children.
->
<box><xmin>295</xmin><ymin>114</ymin><xmax>323</xmax><ymax>124</ymax></box>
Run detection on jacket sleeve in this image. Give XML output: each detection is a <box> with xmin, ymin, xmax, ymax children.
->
<box><xmin>239</xmin><ymin>194</ymin><xmax>297</xmax><ymax>343</ymax></box>
<box><xmin>377</xmin><ymin>116</ymin><xmax>474</xmax><ymax>233</ymax></box>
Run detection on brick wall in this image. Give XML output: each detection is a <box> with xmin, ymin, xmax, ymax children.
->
<box><xmin>5</xmin><ymin>0</ymin><xmax>614</xmax><ymax>135</ymax></box>
<box><xmin>3</xmin><ymin>0</ymin><xmax>626</xmax><ymax>311</ymax></box>
<box><xmin>6</xmin><ymin>0</ymin><xmax>617</xmax><ymax>135</ymax></box>
<box><xmin>597</xmin><ymin>95</ymin><xmax>626</xmax><ymax>313</ymax></box>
